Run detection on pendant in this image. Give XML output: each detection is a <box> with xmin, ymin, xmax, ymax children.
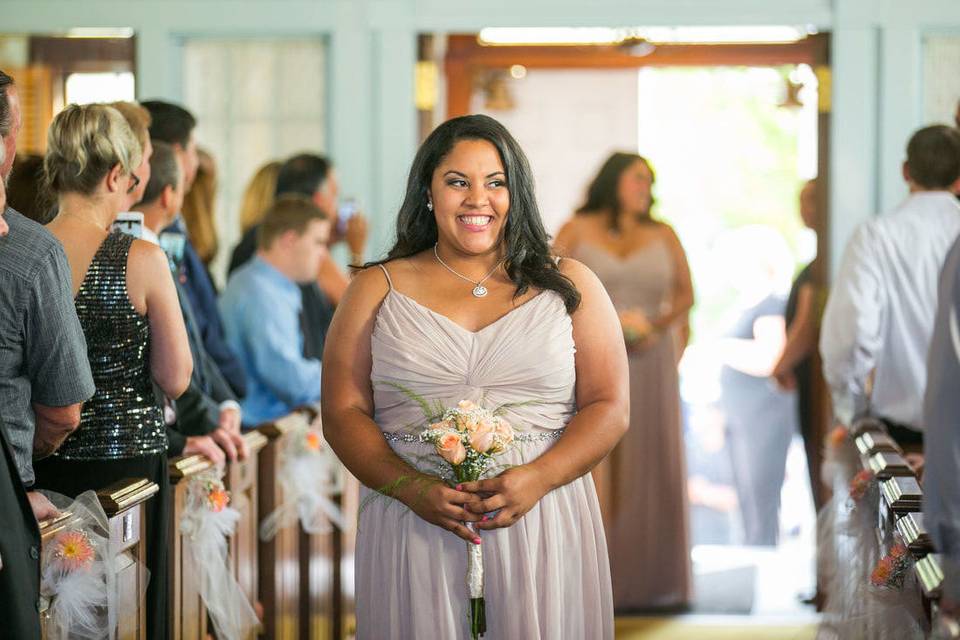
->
<box><xmin>472</xmin><ymin>285</ymin><xmax>488</xmax><ymax>298</ymax></box>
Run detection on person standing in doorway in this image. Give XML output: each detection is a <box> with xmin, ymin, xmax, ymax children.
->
<box><xmin>555</xmin><ymin>152</ymin><xmax>694</xmax><ymax>611</ymax></box>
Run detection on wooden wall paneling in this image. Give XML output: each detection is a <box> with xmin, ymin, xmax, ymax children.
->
<box><xmin>9</xmin><ymin>65</ymin><xmax>54</xmax><ymax>154</ymax></box>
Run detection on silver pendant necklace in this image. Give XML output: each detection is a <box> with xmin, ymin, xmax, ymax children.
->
<box><xmin>433</xmin><ymin>244</ymin><xmax>505</xmax><ymax>298</ymax></box>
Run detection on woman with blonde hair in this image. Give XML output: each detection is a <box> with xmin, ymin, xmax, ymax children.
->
<box><xmin>239</xmin><ymin>159</ymin><xmax>281</xmax><ymax>233</ymax></box>
<box><xmin>229</xmin><ymin>159</ymin><xmax>281</xmax><ymax>273</ymax></box>
<box><xmin>34</xmin><ymin>102</ymin><xmax>193</xmax><ymax>640</ymax></box>
<box><xmin>555</xmin><ymin>152</ymin><xmax>694</xmax><ymax>611</ymax></box>
<box><xmin>108</xmin><ymin>100</ymin><xmax>153</xmax><ymax>211</ymax></box>
<box><xmin>181</xmin><ymin>147</ymin><xmax>219</xmax><ymax>266</ymax></box>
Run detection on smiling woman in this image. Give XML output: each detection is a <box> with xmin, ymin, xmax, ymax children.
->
<box><xmin>321</xmin><ymin>114</ymin><xmax>630</xmax><ymax>639</ymax></box>
<box><xmin>366</xmin><ymin>114</ymin><xmax>581</xmax><ymax>314</ymax></box>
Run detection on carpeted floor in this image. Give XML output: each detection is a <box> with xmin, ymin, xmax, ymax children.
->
<box><xmin>615</xmin><ymin>615</ymin><xmax>818</xmax><ymax>640</ymax></box>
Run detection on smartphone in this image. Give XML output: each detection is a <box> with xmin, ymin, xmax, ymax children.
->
<box><xmin>112</xmin><ymin>211</ymin><xmax>144</xmax><ymax>239</ymax></box>
<box><xmin>337</xmin><ymin>198</ymin><xmax>358</xmax><ymax>236</ymax></box>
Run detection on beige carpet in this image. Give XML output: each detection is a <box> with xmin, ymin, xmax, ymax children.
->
<box><xmin>615</xmin><ymin>616</ymin><xmax>818</xmax><ymax>640</ymax></box>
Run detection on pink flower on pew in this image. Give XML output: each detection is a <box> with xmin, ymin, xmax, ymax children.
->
<box><xmin>849</xmin><ymin>469</ymin><xmax>875</xmax><ymax>501</ymax></box>
<box><xmin>52</xmin><ymin>530</ymin><xmax>95</xmax><ymax>573</ymax></box>
<box><xmin>828</xmin><ymin>425</ymin><xmax>849</xmax><ymax>449</ymax></box>
<box><xmin>889</xmin><ymin>543</ymin><xmax>908</xmax><ymax>560</ymax></box>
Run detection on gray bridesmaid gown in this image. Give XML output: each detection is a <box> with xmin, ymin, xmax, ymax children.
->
<box><xmin>573</xmin><ymin>241</ymin><xmax>692</xmax><ymax>610</ymax></box>
<box><xmin>355</xmin><ymin>264</ymin><xmax>614</xmax><ymax>639</ymax></box>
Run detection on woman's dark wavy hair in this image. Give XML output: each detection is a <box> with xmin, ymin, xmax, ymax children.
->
<box><xmin>368</xmin><ymin>114</ymin><xmax>581</xmax><ymax>313</ymax></box>
<box><xmin>576</xmin><ymin>152</ymin><xmax>656</xmax><ymax>231</ymax></box>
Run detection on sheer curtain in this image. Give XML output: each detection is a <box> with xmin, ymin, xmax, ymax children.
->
<box><xmin>183</xmin><ymin>37</ymin><xmax>326</xmax><ymax>285</ymax></box>
<box><xmin>923</xmin><ymin>34</ymin><xmax>960</xmax><ymax>125</ymax></box>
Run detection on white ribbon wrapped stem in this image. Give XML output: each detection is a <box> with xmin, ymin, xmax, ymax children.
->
<box><xmin>466</xmin><ymin>522</ymin><xmax>484</xmax><ymax>600</ymax></box>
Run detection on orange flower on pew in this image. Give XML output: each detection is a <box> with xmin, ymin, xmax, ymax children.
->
<box><xmin>828</xmin><ymin>425</ymin><xmax>849</xmax><ymax>449</ymax></box>
<box><xmin>207</xmin><ymin>487</ymin><xmax>230</xmax><ymax>513</ymax></box>
<box><xmin>870</xmin><ymin>557</ymin><xmax>894</xmax><ymax>586</ymax></box>
<box><xmin>305</xmin><ymin>430</ymin><xmax>322</xmax><ymax>451</ymax></box>
<box><xmin>52</xmin><ymin>530</ymin><xmax>95</xmax><ymax>573</ymax></box>
<box><xmin>849</xmin><ymin>469</ymin><xmax>875</xmax><ymax>501</ymax></box>
<box><xmin>870</xmin><ymin>543</ymin><xmax>911</xmax><ymax>589</ymax></box>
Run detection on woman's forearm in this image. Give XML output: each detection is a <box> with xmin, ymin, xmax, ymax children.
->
<box><xmin>776</xmin><ymin>286</ymin><xmax>819</xmax><ymax>372</ymax></box>
<box><xmin>322</xmin><ymin>407</ymin><xmax>423</xmax><ymax>493</ymax></box>
<box><xmin>526</xmin><ymin>399</ymin><xmax>628</xmax><ymax>491</ymax></box>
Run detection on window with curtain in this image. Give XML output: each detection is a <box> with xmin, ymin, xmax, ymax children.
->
<box><xmin>923</xmin><ymin>34</ymin><xmax>960</xmax><ymax>125</ymax></box>
<box><xmin>182</xmin><ymin>37</ymin><xmax>326</xmax><ymax>284</ymax></box>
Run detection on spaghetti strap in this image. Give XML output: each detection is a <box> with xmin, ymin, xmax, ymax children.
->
<box><xmin>554</xmin><ymin>255</ymin><xmax>563</xmax><ymax>266</ymax></box>
<box><xmin>378</xmin><ymin>263</ymin><xmax>394</xmax><ymax>290</ymax></box>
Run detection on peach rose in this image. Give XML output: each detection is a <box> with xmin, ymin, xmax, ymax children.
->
<box><xmin>428</xmin><ymin>420</ymin><xmax>452</xmax><ymax>434</ymax></box>
<box><xmin>457</xmin><ymin>400</ymin><xmax>477</xmax><ymax>411</ymax></box>
<box><xmin>494</xmin><ymin>418</ymin><xmax>515</xmax><ymax>448</ymax></box>
<box><xmin>436</xmin><ymin>432</ymin><xmax>466</xmax><ymax>465</ymax></box>
<box><xmin>469</xmin><ymin>421</ymin><xmax>496</xmax><ymax>454</ymax></box>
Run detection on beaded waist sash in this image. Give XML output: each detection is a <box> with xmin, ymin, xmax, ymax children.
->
<box><xmin>382</xmin><ymin>429</ymin><xmax>565</xmax><ymax>444</ymax></box>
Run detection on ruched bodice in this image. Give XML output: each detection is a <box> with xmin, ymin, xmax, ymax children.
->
<box><xmin>372</xmin><ymin>289</ymin><xmax>576</xmax><ymax>441</ymax></box>
<box><xmin>355</xmin><ymin>266</ymin><xmax>613</xmax><ymax>640</ymax></box>
<box><xmin>574</xmin><ymin>240</ymin><xmax>674</xmax><ymax>318</ymax></box>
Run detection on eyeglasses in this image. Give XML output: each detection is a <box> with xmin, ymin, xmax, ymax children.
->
<box><xmin>127</xmin><ymin>173</ymin><xmax>141</xmax><ymax>195</ymax></box>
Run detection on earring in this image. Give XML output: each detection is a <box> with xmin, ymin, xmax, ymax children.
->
<box><xmin>426</xmin><ymin>201</ymin><xmax>433</xmax><ymax>211</ymax></box>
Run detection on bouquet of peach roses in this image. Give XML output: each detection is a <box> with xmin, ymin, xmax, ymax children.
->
<box><xmin>373</xmin><ymin>383</ymin><xmax>518</xmax><ymax>640</ymax></box>
<box><xmin>420</xmin><ymin>399</ymin><xmax>515</xmax><ymax>639</ymax></box>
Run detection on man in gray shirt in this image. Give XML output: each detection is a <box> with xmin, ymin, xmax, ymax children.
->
<box><xmin>0</xmin><ymin>69</ymin><xmax>95</xmax><ymax>506</ymax></box>
<box><xmin>924</xmin><ymin>232</ymin><xmax>960</xmax><ymax>620</ymax></box>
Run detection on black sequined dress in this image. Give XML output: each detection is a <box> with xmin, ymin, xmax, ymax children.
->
<box><xmin>34</xmin><ymin>230</ymin><xmax>171</xmax><ymax>639</ymax></box>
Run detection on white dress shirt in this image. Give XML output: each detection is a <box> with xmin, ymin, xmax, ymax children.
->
<box><xmin>820</xmin><ymin>191</ymin><xmax>960</xmax><ymax>428</ymax></box>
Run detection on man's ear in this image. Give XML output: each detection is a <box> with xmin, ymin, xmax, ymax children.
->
<box><xmin>156</xmin><ymin>184</ymin><xmax>172</xmax><ymax>210</ymax></box>
<box><xmin>106</xmin><ymin>163</ymin><xmax>125</xmax><ymax>194</ymax></box>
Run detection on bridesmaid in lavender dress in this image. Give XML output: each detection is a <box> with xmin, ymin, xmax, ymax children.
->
<box><xmin>556</xmin><ymin>152</ymin><xmax>694</xmax><ymax>611</ymax></box>
<box><xmin>322</xmin><ymin>115</ymin><xmax>629</xmax><ymax>639</ymax></box>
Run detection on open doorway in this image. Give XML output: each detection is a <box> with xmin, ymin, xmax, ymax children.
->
<box><xmin>425</xmin><ymin>28</ymin><xmax>830</xmax><ymax>621</ymax></box>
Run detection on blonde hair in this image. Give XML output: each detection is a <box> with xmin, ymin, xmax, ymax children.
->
<box><xmin>239</xmin><ymin>160</ymin><xmax>281</xmax><ymax>233</ymax></box>
<box><xmin>108</xmin><ymin>101</ymin><xmax>151</xmax><ymax>153</ymax></box>
<box><xmin>181</xmin><ymin>148</ymin><xmax>219</xmax><ymax>265</ymax></box>
<box><xmin>44</xmin><ymin>103</ymin><xmax>142</xmax><ymax>195</ymax></box>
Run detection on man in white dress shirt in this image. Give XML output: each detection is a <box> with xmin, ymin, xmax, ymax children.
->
<box><xmin>820</xmin><ymin>125</ymin><xmax>960</xmax><ymax>447</ymax></box>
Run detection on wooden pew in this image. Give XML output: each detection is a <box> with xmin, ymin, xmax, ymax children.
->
<box><xmin>225</xmin><ymin>429</ymin><xmax>269</xmax><ymax>625</ymax></box>
<box><xmin>299</xmin><ymin>446</ymin><xmax>357</xmax><ymax>640</ymax></box>
<box><xmin>168</xmin><ymin>454</ymin><xmax>213</xmax><ymax>640</ymax></box>
<box><xmin>300</xmin><ymin>518</ymin><xmax>335</xmax><ymax>639</ymax></box>
<box><xmin>258</xmin><ymin>416</ymin><xmax>304</xmax><ymax>639</ymax></box>
<box><xmin>335</xmin><ymin>474</ymin><xmax>360</xmax><ymax>640</ymax></box>
<box><xmin>39</xmin><ymin>478</ymin><xmax>159</xmax><ymax>640</ymax></box>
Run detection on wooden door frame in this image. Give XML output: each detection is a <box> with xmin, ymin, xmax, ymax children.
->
<box><xmin>444</xmin><ymin>33</ymin><xmax>820</xmax><ymax>118</ymax></box>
